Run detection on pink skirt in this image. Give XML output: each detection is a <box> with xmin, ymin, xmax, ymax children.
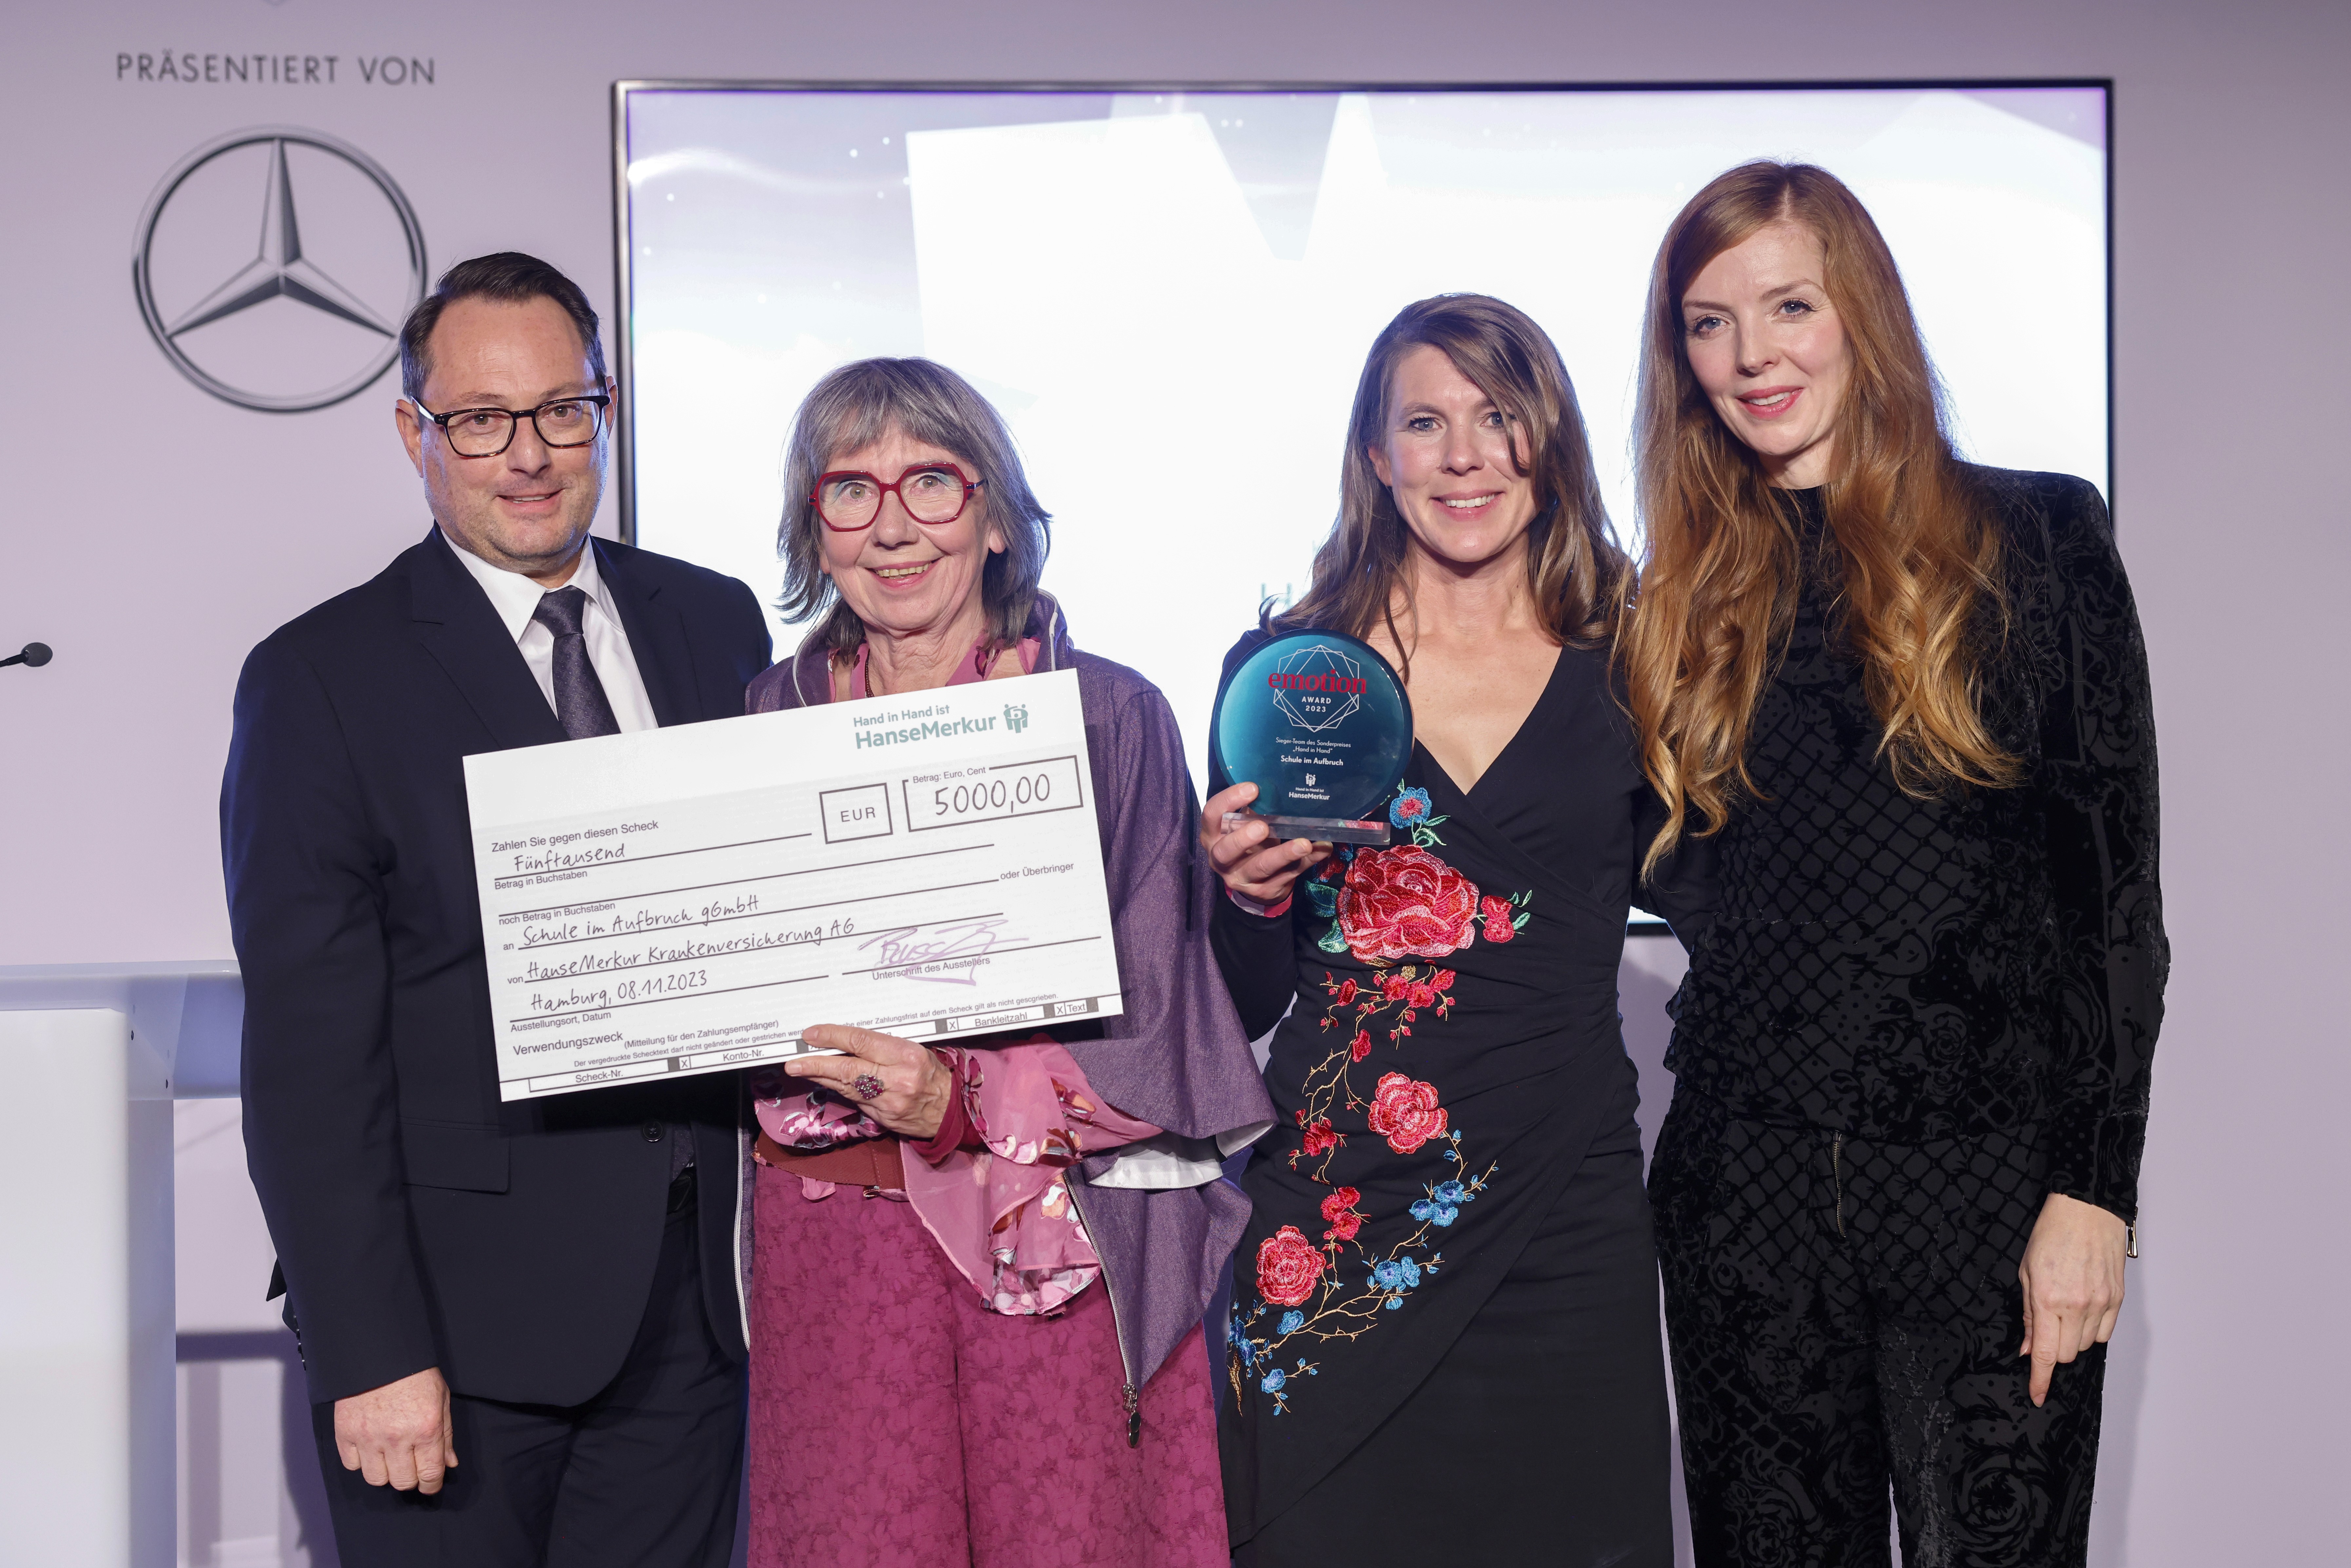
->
<box><xmin>745</xmin><ymin>1164</ymin><xmax>1228</xmax><ymax>1568</ymax></box>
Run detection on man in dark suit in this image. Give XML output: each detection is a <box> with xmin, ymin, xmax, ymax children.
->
<box><xmin>222</xmin><ymin>253</ymin><xmax>771</xmax><ymax>1565</ymax></box>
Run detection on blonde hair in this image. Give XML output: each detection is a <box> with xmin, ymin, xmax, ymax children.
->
<box><xmin>1621</xmin><ymin>161</ymin><xmax>2017</xmax><ymax>877</ymax></box>
<box><xmin>1277</xmin><ymin>294</ymin><xmax>1627</xmax><ymax>662</ymax></box>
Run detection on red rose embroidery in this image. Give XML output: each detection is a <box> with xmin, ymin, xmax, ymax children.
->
<box><xmin>1256</xmin><ymin>1225</ymin><xmax>1325</xmax><ymax>1307</ymax></box>
<box><xmin>1405</xmin><ymin>983</ymin><xmax>1435</xmax><ymax>1010</ymax></box>
<box><xmin>1300</xmin><ymin>1118</ymin><xmax>1339</xmax><ymax>1156</ymax></box>
<box><xmin>1338</xmin><ymin>845</ymin><xmax>1481</xmax><ymax>961</ymax></box>
<box><xmin>1431</xmin><ymin>969</ymin><xmax>1457</xmax><ymax>991</ymax></box>
<box><xmin>1335</xmin><ymin>978</ymin><xmax>1358</xmax><ymax>1006</ymax></box>
<box><xmin>1480</xmin><ymin>895</ymin><xmax>1519</xmax><ymax>945</ymax></box>
<box><xmin>1320</xmin><ymin>1186</ymin><xmax>1364</xmax><ymax>1241</ymax></box>
<box><xmin>1365</xmin><ymin>1072</ymin><xmax>1448</xmax><ymax>1154</ymax></box>
<box><xmin>1350</xmin><ymin>1029</ymin><xmax>1373</xmax><ymax>1061</ymax></box>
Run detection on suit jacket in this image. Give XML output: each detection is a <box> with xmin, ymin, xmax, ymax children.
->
<box><xmin>222</xmin><ymin>528</ymin><xmax>773</xmax><ymax>1406</ymax></box>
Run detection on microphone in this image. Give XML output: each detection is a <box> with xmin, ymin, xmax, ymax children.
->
<box><xmin>1</xmin><ymin>642</ymin><xmax>52</xmax><ymax>670</ymax></box>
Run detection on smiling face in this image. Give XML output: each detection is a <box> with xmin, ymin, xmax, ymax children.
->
<box><xmin>1680</xmin><ymin>221</ymin><xmax>1853</xmax><ymax>488</ymax></box>
<box><xmin>1366</xmin><ymin>344</ymin><xmax>1540</xmax><ymax>571</ymax></box>
<box><xmin>817</xmin><ymin>428</ymin><xmax>1005</xmax><ymax>646</ymax></box>
<box><xmin>397</xmin><ymin>294</ymin><xmax>611</xmax><ymax>584</ymax></box>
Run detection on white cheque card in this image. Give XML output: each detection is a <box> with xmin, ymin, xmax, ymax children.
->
<box><xmin>463</xmin><ymin>668</ymin><xmax>1123</xmax><ymax>1101</ymax></box>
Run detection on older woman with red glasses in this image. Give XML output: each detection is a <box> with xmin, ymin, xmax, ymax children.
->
<box><xmin>737</xmin><ymin>357</ymin><xmax>1272</xmax><ymax>1568</ymax></box>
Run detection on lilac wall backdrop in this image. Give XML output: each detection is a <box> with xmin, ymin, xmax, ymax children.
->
<box><xmin>1</xmin><ymin>1</ymin><xmax>2342</xmax><ymax>1563</ymax></box>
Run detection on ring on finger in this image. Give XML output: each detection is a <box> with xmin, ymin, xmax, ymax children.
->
<box><xmin>850</xmin><ymin>1073</ymin><xmax>885</xmax><ymax>1102</ymax></box>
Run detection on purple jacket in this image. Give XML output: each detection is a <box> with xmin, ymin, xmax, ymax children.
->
<box><xmin>744</xmin><ymin>592</ymin><xmax>1274</xmax><ymax>1395</ymax></box>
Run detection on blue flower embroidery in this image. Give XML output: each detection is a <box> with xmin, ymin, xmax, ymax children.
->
<box><xmin>1262</xmin><ymin>1367</ymin><xmax>1287</xmax><ymax>1393</ymax></box>
<box><xmin>1384</xmin><ymin>785</ymin><xmax>1450</xmax><ymax>846</ymax></box>
<box><xmin>1410</xmin><ymin>1175</ymin><xmax>1479</xmax><ymax>1227</ymax></box>
<box><xmin>1229</xmin><ymin>1307</ymin><xmax>1258</xmax><ymax>1367</ymax></box>
<box><xmin>1370</xmin><ymin>1256</ymin><xmax>1423</xmax><ymax>1291</ymax></box>
<box><xmin>1278</xmin><ymin>1310</ymin><xmax>1305</xmax><ymax>1335</ymax></box>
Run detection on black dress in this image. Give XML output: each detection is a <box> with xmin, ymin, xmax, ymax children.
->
<box><xmin>1649</xmin><ymin>469</ymin><xmax>2166</xmax><ymax>1567</ymax></box>
<box><xmin>1212</xmin><ymin>633</ymin><xmax>1712</xmax><ymax>1563</ymax></box>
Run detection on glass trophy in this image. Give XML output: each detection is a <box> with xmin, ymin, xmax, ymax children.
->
<box><xmin>1211</xmin><ymin>630</ymin><xmax>1413</xmax><ymax>846</ymax></box>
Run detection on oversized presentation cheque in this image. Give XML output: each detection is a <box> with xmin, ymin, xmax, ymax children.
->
<box><xmin>464</xmin><ymin>668</ymin><xmax>1124</xmax><ymax>1101</ymax></box>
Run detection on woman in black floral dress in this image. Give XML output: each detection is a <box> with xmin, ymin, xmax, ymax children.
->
<box><xmin>1621</xmin><ymin>163</ymin><xmax>2165</xmax><ymax>1567</ymax></box>
<box><xmin>1204</xmin><ymin>295</ymin><xmax>1712</xmax><ymax>1563</ymax></box>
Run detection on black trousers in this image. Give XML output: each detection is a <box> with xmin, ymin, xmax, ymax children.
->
<box><xmin>312</xmin><ymin>1182</ymin><xmax>745</xmax><ymax>1568</ymax></box>
<box><xmin>1649</xmin><ymin>1090</ymin><xmax>2106</xmax><ymax>1568</ymax></box>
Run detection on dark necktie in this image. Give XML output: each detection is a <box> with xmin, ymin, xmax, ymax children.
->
<box><xmin>529</xmin><ymin>584</ymin><xmax>689</xmax><ymax>1176</ymax></box>
<box><xmin>531</xmin><ymin>586</ymin><xmax>621</xmax><ymax>740</ymax></box>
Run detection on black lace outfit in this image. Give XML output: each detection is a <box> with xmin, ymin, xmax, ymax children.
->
<box><xmin>1650</xmin><ymin>468</ymin><xmax>2167</xmax><ymax>1568</ymax></box>
<box><xmin>1212</xmin><ymin>634</ymin><xmax>1712</xmax><ymax>1564</ymax></box>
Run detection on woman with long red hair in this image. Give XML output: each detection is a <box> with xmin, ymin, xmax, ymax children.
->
<box><xmin>1625</xmin><ymin>161</ymin><xmax>2165</xmax><ymax>1566</ymax></box>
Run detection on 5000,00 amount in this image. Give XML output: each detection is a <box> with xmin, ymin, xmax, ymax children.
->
<box><xmin>908</xmin><ymin>755</ymin><xmax>1083</xmax><ymax>832</ymax></box>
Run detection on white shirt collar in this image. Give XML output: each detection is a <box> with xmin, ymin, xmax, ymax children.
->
<box><xmin>440</xmin><ymin>530</ymin><xmax>610</xmax><ymax>646</ymax></box>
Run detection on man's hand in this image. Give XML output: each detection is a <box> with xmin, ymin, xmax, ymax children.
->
<box><xmin>334</xmin><ymin>1366</ymin><xmax>457</xmax><ymax>1493</ymax></box>
<box><xmin>786</xmin><ymin>1024</ymin><xmax>953</xmax><ymax>1140</ymax></box>
<box><xmin>2017</xmin><ymin>1192</ymin><xmax>2129</xmax><ymax>1407</ymax></box>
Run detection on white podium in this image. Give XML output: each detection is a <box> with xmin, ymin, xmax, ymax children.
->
<box><xmin>0</xmin><ymin>962</ymin><xmax>243</xmax><ymax>1568</ymax></box>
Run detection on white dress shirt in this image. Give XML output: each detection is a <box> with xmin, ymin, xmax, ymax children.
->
<box><xmin>443</xmin><ymin>532</ymin><xmax>660</xmax><ymax>734</ymax></box>
<box><xmin>445</xmin><ymin>531</ymin><xmax>700</xmax><ymax>1172</ymax></box>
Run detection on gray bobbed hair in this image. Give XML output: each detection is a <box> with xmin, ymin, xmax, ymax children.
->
<box><xmin>775</xmin><ymin>358</ymin><xmax>1052</xmax><ymax>654</ymax></box>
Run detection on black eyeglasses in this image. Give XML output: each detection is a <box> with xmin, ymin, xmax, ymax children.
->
<box><xmin>411</xmin><ymin>393</ymin><xmax>612</xmax><ymax>458</ymax></box>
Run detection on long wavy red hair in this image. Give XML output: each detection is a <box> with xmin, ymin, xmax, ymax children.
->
<box><xmin>1620</xmin><ymin>162</ymin><xmax>2017</xmax><ymax>875</ymax></box>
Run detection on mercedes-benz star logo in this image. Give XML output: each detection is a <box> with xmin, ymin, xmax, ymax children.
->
<box><xmin>134</xmin><ymin>127</ymin><xmax>426</xmax><ymax>413</ymax></box>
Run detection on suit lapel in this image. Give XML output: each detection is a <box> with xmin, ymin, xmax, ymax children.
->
<box><xmin>406</xmin><ymin>529</ymin><xmax>568</xmax><ymax>752</ymax></box>
<box><xmin>595</xmin><ymin>539</ymin><xmax>699</xmax><ymax>728</ymax></box>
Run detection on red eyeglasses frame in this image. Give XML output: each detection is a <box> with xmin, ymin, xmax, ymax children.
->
<box><xmin>810</xmin><ymin>462</ymin><xmax>985</xmax><ymax>532</ymax></box>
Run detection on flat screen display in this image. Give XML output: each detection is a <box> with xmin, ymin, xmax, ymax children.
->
<box><xmin>616</xmin><ymin>82</ymin><xmax>2108</xmax><ymax>808</ymax></box>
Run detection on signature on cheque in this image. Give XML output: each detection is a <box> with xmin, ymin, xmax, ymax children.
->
<box><xmin>860</xmin><ymin>917</ymin><xmax>1016</xmax><ymax>985</ymax></box>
